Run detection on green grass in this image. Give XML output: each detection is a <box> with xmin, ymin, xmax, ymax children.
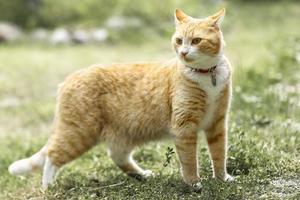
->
<box><xmin>1</xmin><ymin>2</ymin><xmax>300</xmax><ymax>199</ymax></box>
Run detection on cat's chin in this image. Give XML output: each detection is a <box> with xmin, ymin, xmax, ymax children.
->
<box><xmin>178</xmin><ymin>54</ymin><xmax>222</xmax><ymax>69</ymax></box>
<box><xmin>179</xmin><ymin>59</ymin><xmax>220</xmax><ymax>70</ymax></box>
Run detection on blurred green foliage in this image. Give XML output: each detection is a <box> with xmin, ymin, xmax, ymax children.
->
<box><xmin>0</xmin><ymin>0</ymin><xmax>296</xmax><ymax>29</ymax></box>
<box><xmin>0</xmin><ymin>0</ymin><xmax>188</xmax><ymax>29</ymax></box>
<box><xmin>0</xmin><ymin>0</ymin><xmax>40</xmax><ymax>28</ymax></box>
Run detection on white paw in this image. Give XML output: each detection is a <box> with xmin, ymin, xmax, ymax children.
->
<box><xmin>215</xmin><ymin>173</ymin><xmax>235</xmax><ymax>182</ymax></box>
<box><xmin>142</xmin><ymin>170</ymin><xmax>154</xmax><ymax>178</ymax></box>
<box><xmin>190</xmin><ymin>181</ymin><xmax>202</xmax><ymax>192</ymax></box>
<box><xmin>127</xmin><ymin>169</ymin><xmax>154</xmax><ymax>181</ymax></box>
<box><xmin>224</xmin><ymin>174</ymin><xmax>234</xmax><ymax>182</ymax></box>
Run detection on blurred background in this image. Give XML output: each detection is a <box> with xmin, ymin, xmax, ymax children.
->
<box><xmin>0</xmin><ymin>0</ymin><xmax>299</xmax><ymax>199</ymax></box>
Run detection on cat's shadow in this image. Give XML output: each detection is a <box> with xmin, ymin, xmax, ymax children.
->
<box><xmin>48</xmin><ymin>171</ymin><xmax>205</xmax><ymax>197</ymax></box>
<box><xmin>49</xmin><ymin>173</ymin><xmax>236</xmax><ymax>198</ymax></box>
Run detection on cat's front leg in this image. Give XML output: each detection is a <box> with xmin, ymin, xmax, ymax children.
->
<box><xmin>174</xmin><ymin>131</ymin><xmax>202</xmax><ymax>191</ymax></box>
<box><xmin>205</xmin><ymin>116</ymin><xmax>234</xmax><ymax>182</ymax></box>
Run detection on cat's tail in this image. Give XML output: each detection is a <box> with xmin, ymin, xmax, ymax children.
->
<box><xmin>8</xmin><ymin>144</ymin><xmax>48</xmax><ymax>176</ymax></box>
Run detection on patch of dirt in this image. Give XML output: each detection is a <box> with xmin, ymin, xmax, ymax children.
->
<box><xmin>260</xmin><ymin>176</ymin><xmax>300</xmax><ymax>199</ymax></box>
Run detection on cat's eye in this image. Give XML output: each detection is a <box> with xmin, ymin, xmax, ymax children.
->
<box><xmin>175</xmin><ymin>38</ymin><xmax>182</xmax><ymax>45</ymax></box>
<box><xmin>191</xmin><ymin>38</ymin><xmax>202</xmax><ymax>45</ymax></box>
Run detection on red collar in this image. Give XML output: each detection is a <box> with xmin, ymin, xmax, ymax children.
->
<box><xmin>187</xmin><ymin>65</ymin><xmax>217</xmax><ymax>74</ymax></box>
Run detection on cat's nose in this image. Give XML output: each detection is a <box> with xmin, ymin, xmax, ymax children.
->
<box><xmin>180</xmin><ymin>51</ymin><xmax>188</xmax><ymax>57</ymax></box>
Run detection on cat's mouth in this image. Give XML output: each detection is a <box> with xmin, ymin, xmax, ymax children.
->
<box><xmin>181</xmin><ymin>56</ymin><xmax>194</xmax><ymax>62</ymax></box>
<box><xmin>183</xmin><ymin>57</ymin><xmax>194</xmax><ymax>62</ymax></box>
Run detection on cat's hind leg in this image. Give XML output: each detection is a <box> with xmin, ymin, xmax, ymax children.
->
<box><xmin>108</xmin><ymin>144</ymin><xmax>153</xmax><ymax>180</ymax></box>
<box><xmin>42</xmin><ymin>156</ymin><xmax>58</xmax><ymax>189</ymax></box>
<box><xmin>43</xmin><ymin>118</ymin><xmax>101</xmax><ymax>188</ymax></box>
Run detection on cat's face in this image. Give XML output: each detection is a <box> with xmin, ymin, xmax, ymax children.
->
<box><xmin>172</xmin><ymin>9</ymin><xmax>225</xmax><ymax>69</ymax></box>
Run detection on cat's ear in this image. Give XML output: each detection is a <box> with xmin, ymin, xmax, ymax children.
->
<box><xmin>209</xmin><ymin>8</ymin><xmax>225</xmax><ymax>28</ymax></box>
<box><xmin>174</xmin><ymin>9</ymin><xmax>192</xmax><ymax>25</ymax></box>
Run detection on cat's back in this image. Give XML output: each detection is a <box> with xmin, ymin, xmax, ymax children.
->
<box><xmin>56</xmin><ymin>61</ymin><xmax>175</xmax><ymax>143</ymax></box>
<box><xmin>60</xmin><ymin>62</ymin><xmax>173</xmax><ymax>91</ymax></box>
<box><xmin>56</xmin><ymin>62</ymin><xmax>163</xmax><ymax>100</ymax></box>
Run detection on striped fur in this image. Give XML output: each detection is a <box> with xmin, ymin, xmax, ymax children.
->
<box><xmin>9</xmin><ymin>9</ymin><xmax>233</xmax><ymax>189</ymax></box>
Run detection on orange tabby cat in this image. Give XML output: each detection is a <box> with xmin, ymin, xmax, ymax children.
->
<box><xmin>9</xmin><ymin>8</ymin><xmax>234</xmax><ymax>190</ymax></box>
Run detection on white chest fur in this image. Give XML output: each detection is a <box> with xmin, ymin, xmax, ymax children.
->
<box><xmin>182</xmin><ymin>57</ymin><xmax>230</xmax><ymax>130</ymax></box>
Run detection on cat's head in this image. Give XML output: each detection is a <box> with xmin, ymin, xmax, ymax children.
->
<box><xmin>172</xmin><ymin>9</ymin><xmax>225</xmax><ymax>69</ymax></box>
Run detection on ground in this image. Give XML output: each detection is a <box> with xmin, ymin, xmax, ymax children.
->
<box><xmin>0</xmin><ymin>2</ymin><xmax>299</xmax><ymax>200</ymax></box>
